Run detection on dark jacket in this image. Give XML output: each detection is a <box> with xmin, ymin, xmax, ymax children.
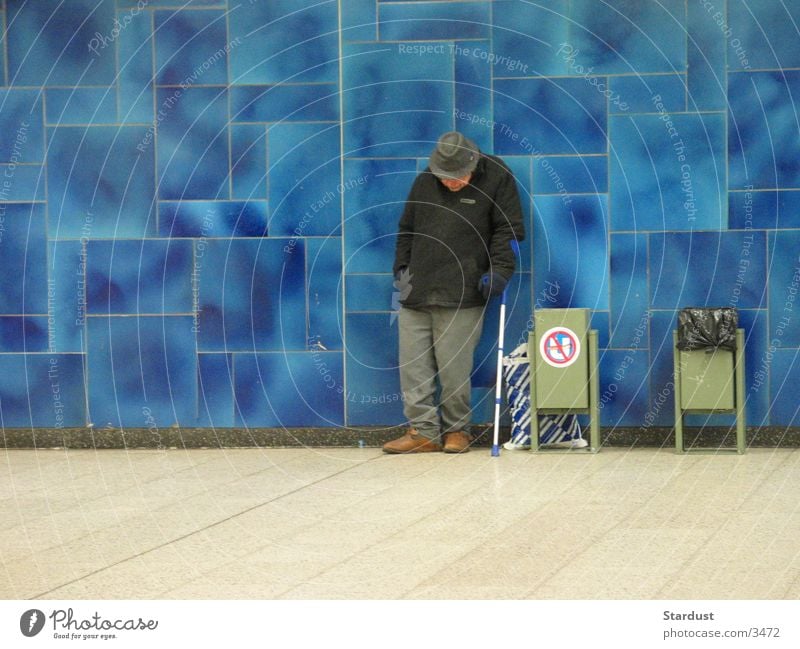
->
<box><xmin>393</xmin><ymin>153</ymin><xmax>525</xmax><ymax>308</ymax></box>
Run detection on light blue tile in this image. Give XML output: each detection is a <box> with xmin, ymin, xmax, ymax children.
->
<box><xmin>231</xmin><ymin>85</ymin><xmax>338</xmax><ymax>123</ymax></box>
<box><xmin>454</xmin><ymin>41</ymin><xmax>492</xmax><ymax>152</ymax></box>
<box><xmin>768</xmin><ymin>231</ymin><xmax>800</xmax><ymax>348</ymax></box>
<box><xmin>534</xmin><ymin>156</ymin><xmax>607</xmax><ymax>194</ymax></box>
<box><xmin>0</xmin><ymin>164</ymin><xmax>45</xmax><ymax>201</ymax></box>
<box><xmin>610</xmin><ymin>233</ymin><xmax>649</xmax><ymax>349</ymax></box>
<box><xmin>159</xmin><ymin>201</ymin><xmax>268</xmax><ymax>238</ymax></box>
<box><xmin>197</xmin><ymin>353</ymin><xmax>234</xmax><ymax>427</ymax></box>
<box><xmin>87</xmin><ymin>316</ymin><xmax>196</xmax><ymax>428</ymax></box>
<box><xmin>0</xmin><ymin>203</ymin><xmax>47</xmax><ymax>314</ymax></box>
<box><xmin>0</xmin><ymin>317</ymin><xmax>48</xmax><ymax>352</ymax></box>
<box><xmin>598</xmin><ymin>349</ymin><xmax>650</xmax><ymax>427</ymax></box>
<box><xmin>346</xmin><ymin>274</ymin><xmax>393</xmax><ymax>312</ymax></box>
<box><xmin>647</xmin><ymin>309</ymin><xmax>679</xmax><ymax>427</ymax></box>
<box><xmin>45</xmin><ymin>88</ymin><xmax>117</xmax><ymax>125</ymax></box>
<box><xmin>729</xmin><ymin>189</ymin><xmax>800</xmax><ymax>230</ymax></box>
<box><xmin>308</xmin><ymin>237</ymin><xmax>343</xmax><ymax>351</ymax></box>
<box><xmin>154</xmin><ymin>10</ymin><xmax>228</xmax><ymax>86</ymax></box>
<box><xmin>342</xmin><ymin>0</ymin><xmax>377</xmax><ymax>42</ymax></box>
<box><xmin>687</xmin><ymin>0</ymin><xmax>726</xmax><ymax>110</ymax></box>
<box><xmin>610</xmin><ymin>113</ymin><xmax>725</xmax><ymax>230</ymax></box>
<box><xmin>118</xmin><ymin>5</ymin><xmax>154</xmax><ymax>124</ymax></box>
<box><xmin>500</xmin><ymin>156</ymin><xmax>532</xmax><ymax>272</ymax></box>
<box><xmin>609</xmin><ymin>74</ymin><xmax>685</xmax><ymax>114</ymax></box>
<box><xmin>47</xmin><ymin>126</ymin><xmax>156</xmax><ymax>238</ymax></box>
<box><xmin>728</xmin><ymin>1</ymin><xmax>800</xmax><ymax>70</ymax></box>
<box><xmin>379</xmin><ymin>2</ymin><xmax>489</xmax><ymax>41</ymax></box>
<box><xmin>494</xmin><ymin>78</ymin><xmax>607</xmax><ymax>155</ymax></box>
<box><xmin>234</xmin><ymin>352</ymin><xmax>344</xmax><ymax>427</ymax></box>
<box><xmin>48</xmin><ymin>240</ymin><xmax>86</xmax><ymax>353</ymax></box>
<box><xmin>231</xmin><ymin>125</ymin><xmax>267</xmax><ymax>201</ymax></box>
<box><xmin>0</xmin><ymin>89</ymin><xmax>44</xmax><ymax>163</ymax></box>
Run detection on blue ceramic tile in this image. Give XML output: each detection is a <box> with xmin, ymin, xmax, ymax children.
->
<box><xmin>649</xmin><ymin>231</ymin><xmax>767</xmax><ymax>310</ymax></box>
<box><xmin>343</xmin><ymin>158</ymin><xmax>418</xmax><ymax>274</ymax></box>
<box><xmin>454</xmin><ymin>41</ymin><xmax>492</xmax><ymax>152</ymax></box>
<box><xmin>342</xmin><ymin>0</ymin><xmax>377</xmax><ymax>42</ymax></box>
<box><xmin>534</xmin><ymin>156</ymin><xmax>608</xmax><ymax>194</ymax></box>
<box><xmin>118</xmin><ymin>6</ymin><xmax>154</xmax><ymax>124</ymax></box>
<box><xmin>344</xmin><ymin>313</ymin><xmax>403</xmax><ymax>426</ymax></box>
<box><xmin>47</xmin><ymin>125</ymin><xmax>156</xmax><ymax>239</ymax></box>
<box><xmin>0</xmin><ymin>164</ymin><xmax>45</xmax><ymax>201</ymax></box>
<box><xmin>231</xmin><ymin>85</ymin><xmax>338</xmax><ymax>123</ymax></box>
<box><xmin>768</xmin><ymin>231</ymin><xmax>800</xmax><ymax>348</ymax></box>
<box><xmin>592</xmin><ymin>311</ymin><xmax>610</xmax><ymax>349</ymax></box>
<box><xmin>598</xmin><ymin>349</ymin><xmax>651</xmax><ymax>427</ymax></box>
<box><xmin>728</xmin><ymin>1</ymin><xmax>800</xmax><ymax>70</ymax></box>
<box><xmin>307</xmin><ymin>237</ymin><xmax>343</xmax><ymax>351</ymax></box>
<box><xmin>729</xmin><ymin>189</ymin><xmax>800</xmax><ymax>230</ymax></box>
<box><xmin>87</xmin><ymin>316</ymin><xmax>196</xmax><ymax>428</ymax></box>
<box><xmin>610</xmin><ymin>113</ymin><xmax>726</xmax><ymax>231</ymax></box>
<box><xmin>231</xmin><ymin>125</ymin><xmax>267</xmax><ymax>201</ymax></box>
<box><xmin>568</xmin><ymin>0</ymin><xmax>686</xmax><ymax>75</ymax></box>
<box><xmin>346</xmin><ymin>274</ymin><xmax>393</xmax><ymax>312</ymax></box>
<box><xmin>0</xmin><ymin>317</ymin><xmax>48</xmax><ymax>352</ymax></box>
<box><xmin>470</xmin><ymin>387</ymin><xmax>495</xmax><ymax>426</ymax></box>
<box><xmin>268</xmin><ymin>122</ymin><xmax>341</xmax><ymax>237</ymax></box>
<box><xmin>609</xmin><ymin>74</ymin><xmax>685</xmax><ymax>114</ymax></box>
<box><xmin>7</xmin><ymin>0</ymin><xmax>116</xmax><ymax>86</ymax></box>
<box><xmin>647</xmin><ymin>309</ymin><xmax>680</xmax><ymax>427</ymax></box>
<box><xmin>729</xmin><ymin>71</ymin><xmax>800</xmax><ymax>189</ymax></box>
<box><xmin>48</xmin><ymin>240</ymin><xmax>86</xmax><ymax>353</ymax></box>
<box><xmin>119</xmin><ymin>0</ymin><xmax>218</xmax><ymax>5</ymax></box>
<box><xmin>0</xmin><ymin>90</ymin><xmax>44</xmax><ymax>163</ymax></box>
<box><xmin>533</xmin><ymin>195</ymin><xmax>609</xmax><ymax>310</ymax></box>
<box><xmin>500</xmin><ymin>156</ymin><xmax>532</xmax><ymax>272</ymax></box>
<box><xmin>343</xmin><ymin>42</ymin><xmax>453</xmax><ymax>157</ymax></box>
<box><xmin>155</xmin><ymin>10</ymin><xmax>228</xmax><ymax>86</ymax></box>
<box><xmin>229</xmin><ymin>0</ymin><xmax>338</xmax><ymax>84</ymax></box>
<box><xmin>45</xmin><ymin>88</ymin><xmax>117</xmax><ymax>125</ymax></box>
<box><xmin>156</xmin><ymin>86</ymin><xmax>229</xmax><ymax>200</ymax></box>
<box><xmin>736</xmin><ymin>308</ymin><xmax>769</xmax><ymax>426</ymax></box>
<box><xmin>0</xmin><ymin>203</ymin><xmax>47</xmax><ymax>314</ymax></box>
<box><xmin>159</xmin><ymin>201</ymin><xmax>268</xmax><ymax>238</ymax></box>
<box><xmin>196</xmin><ymin>238</ymin><xmax>306</xmax><ymax>352</ymax></box>
<box><xmin>233</xmin><ymin>351</ymin><xmax>344</xmax><ymax>427</ymax></box>
<box><xmin>492</xmin><ymin>0</ymin><xmax>570</xmax><ymax>77</ymax></box>
<box><xmin>687</xmin><ymin>0</ymin><xmax>726</xmax><ymax>110</ymax></box>
<box><xmin>86</xmin><ymin>239</ymin><xmax>193</xmax><ymax>315</ymax></box>
<box><xmin>771</xmin><ymin>350</ymin><xmax>800</xmax><ymax>426</ymax></box>
<box><xmin>379</xmin><ymin>2</ymin><xmax>489</xmax><ymax>41</ymax></box>
<box><xmin>197</xmin><ymin>353</ymin><xmax>235</xmax><ymax>428</ymax></box>
<box><xmin>494</xmin><ymin>78</ymin><xmax>607</xmax><ymax>155</ymax></box>
<box><xmin>610</xmin><ymin>233</ymin><xmax>648</xmax><ymax>349</ymax></box>
<box><xmin>0</xmin><ymin>354</ymin><xmax>86</xmax><ymax>427</ymax></box>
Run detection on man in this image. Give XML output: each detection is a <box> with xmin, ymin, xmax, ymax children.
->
<box><xmin>383</xmin><ymin>132</ymin><xmax>525</xmax><ymax>454</ymax></box>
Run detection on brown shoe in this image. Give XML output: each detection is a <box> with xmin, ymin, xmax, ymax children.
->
<box><xmin>443</xmin><ymin>431</ymin><xmax>472</xmax><ymax>453</ymax></box>
<box><xmin>382</xmin><ymin>429</ymin><xmax>442</xmax><ymax>454</ymax></box>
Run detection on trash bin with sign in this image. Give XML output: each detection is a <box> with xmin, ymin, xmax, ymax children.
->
<box><xmin>527</xmin><ymin>308</ymin><xmax>600</xmax><ymax>452</ymax></box>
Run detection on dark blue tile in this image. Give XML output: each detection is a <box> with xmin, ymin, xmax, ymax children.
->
<box><xmin>0</xmin><ymin>317</ymin><xmax>48</xmax><ymax>352</ymax></box>
<box><xmin>687</xmin><ymin>0</ymin><xmax>726</xmax><ymax>110</ymax></box>
<box><xmin>118</xmin><ymin>6</ymin><xmax>154</xmax><ymax>124</ymax></box>
<box><xmin>470</xmin><ymin>387</ymin><xmax>495</xmax><ymax>426</ymax></box>
<box><xmin>119</xmin><ymin>0</ymin><xmax>218</xmax><ymax>5</ymax></box>
<box><xmin>609</xmin><ymin>74</ymin><xmax>685</xmax><ymax>115</ymax></box>
<box><xmin>650</xmin><ymin>231</ymin><xmax>767</xmax><ymax>310</ymax></box>
<box><xmin>454</xmin><ymin>41</ymin><xmax>492</xmax><ymax>153</ymax></box>
<box><xmin>268</xmin><ymin>122</ymin><xmax>341</xmax><ymax>237</ymax></box>
<box><xmin>7</xmin><ymin>0</ymin><xmax>116</xmax><ymax>86</ymax></box>
<box><xmin>87</xmin><ymin>316</ymin><xmax>197</xmax><ymax>428</ymax></box>
<box><xmin>308</xmin><ymin>237</ymin><xmax>343</xmax><ymax>351</ymax></box>
<box><xmin>492</xmin><ymin>0</ymin><xmax>570</xmax><ymax>77</ymax></box>
<box><xmin>231</xmin><ymin>125</ymin><xmax>267</xmax><ymax>201</ymax></box>
<box><xmin>647</xmin><ymin>309</ymin><xmax>680</xmax><ymax>427</ymax></box>
<box><xmin>346</xmin><ymin>274</ymin><xmax>393</xmax><ymax>312</ymax></box>
<box><xmin>380</xmin><ymin>2</ymin><xmax>489</xmax><ymax>41</ymax></box>
<box><xmin>86</xmin><ymin>239</ymin><xmax>193</xmax><ymax>315</ymax></box>
<box><xmin>737</xmin><ymin>308</ymin><xmax>769</xmax><ymax>426</ymax></box>
<box><xmin>156</xmin><ymin>87</ymin><xmax>229</xmax><ymax>200</ymax></box>
<box><xmin>159</xmin><ymin>201</ymin><xmax>268</xmax><ymax>238</ymax></box>
<box><xmin>771</xmin><ymin>350</ymin><xmax>800</xmax><ymax>426</ymax></box>
<box><xmin>48</xmin><ymin>240</ymin><xmax>86</xmax><ymax>353</ymax></box>
<box><xmin>568</xmin><ymin>0</ymin><xmax>686</xmax><ymax>75</ymax></box>
<box><xmin>592</xmin><ymin>311</ymin><xmax>610</xmax><ymax>349</ymax></box>
<box><xmin>729</xmin><ymin>71</ymin><xmax>800</xmax><ymax>189</ymax></box>
<box><xmin>229</xmin><ymin>0</ymin><xmax>338</xmax><ymax>84</ymax></box>
<box><xmin>533</xmin><ymin>195</ymin><xmax>609</xmax><ymax>310</ymax></box>
<box><xmin>534</xmin><ymin>156</ymin><xmax>608</xmax><ymax>194</ymax></box>
<box><xmin>610</xmin><ymin>113</ymin><xmax>726</xmax><ymax>230</ymax></box>
<box><xmin>197</xmin><ymin>353</ymin><xmax>234</xmax><ymax>427</ymax></box>
<box><xmin>598</xmin><ymin>349</ymin><xmax>651</xmax><ymax>427</ymax></box>
<box><xmin>343</xmin><ymin>158</ymin><xmax>418</xmax><ymax>274</ymax></box>
<box><xmin>46</xmin><ymin>88</ymin><xmax>117</xmax><ymax>126</ymax></box>
<box><xmin>494</xmin><ymin>78</ymin><xmax>607</xmax><ymax>155</ymax></box>
<box><xmin>155</xmin><ymin>10</ymin><xmax>228</xmax><ymax>86</ymax></box>
<box><xmin>501</xmin><ymin>156</ymin><xmax>532</xmax><ymax>272</ymax></box>
<box><xmin>47</xmin><ymin>126</ymin><xmax>156</xmax><ymax>238</ymax></box>
<box><xmin>344</xmin><ymin>313</ymin><xmax>403</xmax><ymax>426</ymax></box>
<box><xmin>610</xmin><ymin>233</ymin><xmax>649</xmax><ymax>349</ymax></box>
<box><xmin>343</xmin><ymin>42</ymin><xmax>453</xmax><ymax>157</ymax></box>
<box><xmin>0</xmin><ymin>164</ymin><xmax>45</xmax><ymax>201</ymax></box>
<box><xmin>768</xmin><ymin>231</ymin><xmax>800</xmax><ymax>348</ymax></box>
<box><xmin>0</xmin><ymin>354</ymin><xmax>86</xmax><ymax>427</ymax></box>
<box><xmin>234</xmin><ymin>352</ymin><xmax>344</xmax><ymax>427</ymax></box>
<box><xmin>342</xmin><ymin>0</ymin><xmax>377</xmax><ymax>42</ymax></box>
<box><xmin>231</xmin><ymin>85</ymin><xmax>338</xmax><ymax>123</ymax></box>
<box><xmin>729</xmin><ymin>189</ymin><xmax>800</xmax><ymax>229</ymax></box>
<box><xmin>0</xmin><ymin>90</ymin><xmax>44</xmax><ymax>163</ymax></box>
<box><xmin>197</xmin><ymin>238</ymin><xmax>306</xmax><ymax>352</ymax></box>
<box><xmin>728</xmin><ymin>1</ymin><xmax>800</xmax><ymax>70</ymax></box>
<box><xmin>0</xmin><ymin>203</ymin><xmax>47</xmax><ymax>314</ymax></box>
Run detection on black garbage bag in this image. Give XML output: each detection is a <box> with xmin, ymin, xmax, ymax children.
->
<box><xmin>676</xmin><ymin>307</ymin><xmax>738</xmax><ymax>352</ymax></box>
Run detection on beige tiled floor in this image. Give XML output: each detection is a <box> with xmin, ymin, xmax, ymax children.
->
<box><xmin>2</xmin><ymin>446</ymin><xmax>799</xmax><ymax>599</ymax></box>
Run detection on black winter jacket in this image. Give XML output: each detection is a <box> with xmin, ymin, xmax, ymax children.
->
<box><xmin>393</xmin><ymin>153</ymin><xmax>525</xmax><ymax>308</ymax></box>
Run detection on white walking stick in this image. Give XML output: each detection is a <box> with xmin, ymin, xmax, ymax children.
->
<box><xmin>492</xmin><ymin>240</ymin><xmax>519</xmax><ymax>457</ymax></box>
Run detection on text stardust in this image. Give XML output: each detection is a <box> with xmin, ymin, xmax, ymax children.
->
<box><xmin>50</xmin><ymin>609</ymin><xmax>159</xmax><ymax>631</ymax></box>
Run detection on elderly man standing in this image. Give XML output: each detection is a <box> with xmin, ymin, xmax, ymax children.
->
<box><xmin>384</xmin><ymin>132</ymin><xmax>525</xmax><ymax>454</ymax></box>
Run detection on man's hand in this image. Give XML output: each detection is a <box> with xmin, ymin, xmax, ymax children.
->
<box><xmin>478</xmin><ymin>272</ymin><xmax>507</xmax><ymax>299</ymax></box>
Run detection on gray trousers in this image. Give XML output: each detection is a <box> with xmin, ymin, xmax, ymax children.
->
<box><xmin>398</xmin><ymin>305</ymin><xmax>485</xmax><ymax>441</ymax></box>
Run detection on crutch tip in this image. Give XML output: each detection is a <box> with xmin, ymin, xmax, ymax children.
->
<box><xmin>491</xmin><ymin>445</ymin><xmax>500</xmax><ymax>457</ymax></box>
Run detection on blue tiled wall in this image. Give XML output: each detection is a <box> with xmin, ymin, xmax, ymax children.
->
<box><xmin>1</xmin><ymin>1</ymin><xmax>799</xmax><ymax>431</ymax></box>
